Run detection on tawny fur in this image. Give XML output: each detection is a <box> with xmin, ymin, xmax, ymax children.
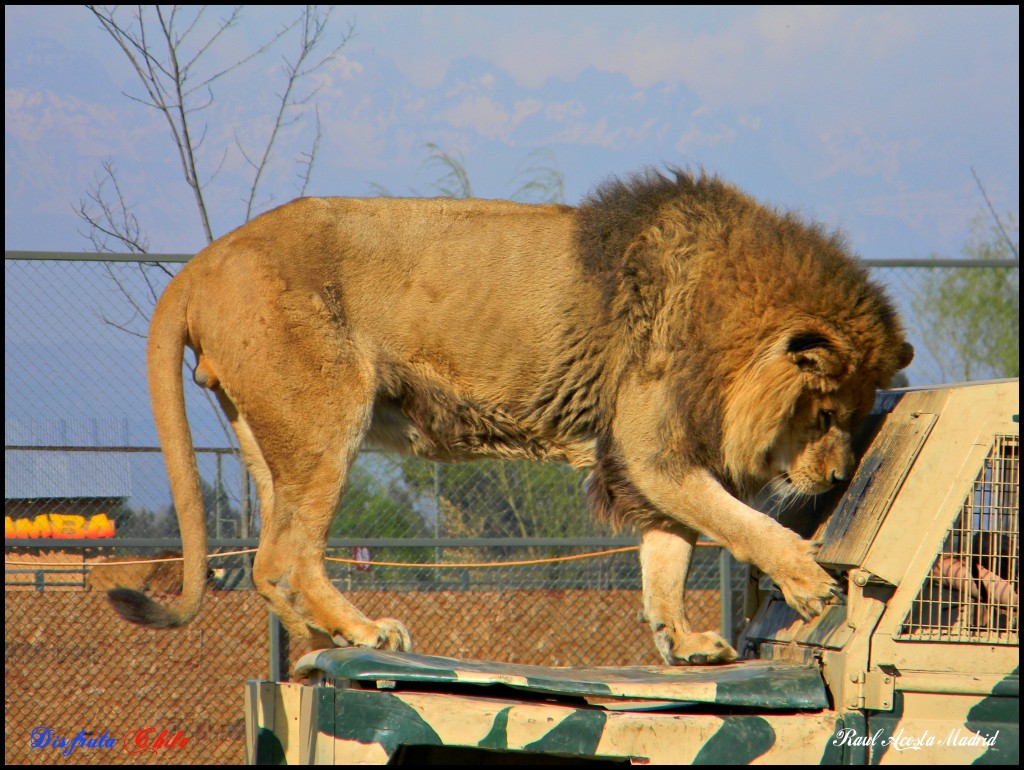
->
<box><xmin>111</xmin><ymin>168</ymin><xmax>913</xmax><ymax>665</ymax></box>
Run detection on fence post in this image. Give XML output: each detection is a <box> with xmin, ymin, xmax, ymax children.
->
<box><xmin>269</xmin><ymin>613</ymin><xmax>289</xmax><ymax>681</ymax></box>
<box><xmin>719</xmin><ymin>548</ymin><xmax>733</xmax><ymax>644</ymax></box>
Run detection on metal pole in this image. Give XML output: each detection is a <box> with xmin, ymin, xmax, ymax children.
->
<box><xmin>719</xmin><ymin>548</ymin><xmax>733</xmax><ymax>645</ymax></box>
<box><xmin>434</xmin><ymin>464</ymin><xmax>442</xmax><ymax>586</ymax></box>
<box><xmin>269</xmin><ymin>613</ymin><xmax>288</xmax><ymax>682</ymax></box>
<box><xmin>240</xmin><ymin>466</ymin><xmax>250</xmax><ymax>541</ymax></box>
<box><xmin>215</xmin><ymin>452</ymin><xmax>223</xmax><ymax>539</ymax></box>
<box><xmin>240</xmin><ymin>468</ymin><xmax>253</xmax><ymax>590</ymax></box>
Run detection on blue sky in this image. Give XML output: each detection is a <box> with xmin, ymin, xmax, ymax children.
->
<box><xmin>5</xmin><ymin>5</ymin><xmax>1020</xmax><ymax>260</ymax></box>
<box><xmin>3</xmin><ymin>5</ymin><xmax>1019</xmax><ymax>513</ymax></box>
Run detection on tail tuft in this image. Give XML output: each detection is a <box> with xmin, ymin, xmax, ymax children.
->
<box><xmin>107</xmin><ymin>588</ymin><xmax>182</xmax><ymax>629</ymax></box>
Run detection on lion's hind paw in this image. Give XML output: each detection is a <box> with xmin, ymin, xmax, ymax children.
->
<box><xmin>374</xmin><ymin>618</ymin><xmax>412</xmax><ymax>652</ymax></box>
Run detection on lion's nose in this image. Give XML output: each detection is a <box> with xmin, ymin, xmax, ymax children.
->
<box><xmin>829</xmin><ymin>456</ymin><xmax>855</xmax><ymax>484</ymax></box>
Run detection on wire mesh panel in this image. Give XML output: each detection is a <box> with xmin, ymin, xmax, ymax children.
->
<box><xmin>319</xmin><ymin>543</ymin><xmax>733</xmax><ymax>666</ymax></box>
<box><xmin>898</xmin><ymin>434</ymin><xmax>1020</xmax><ymax>644</ymax></box>
<box><xmin>4</xmin><ymin>253</ymin><xmax>1018</xmax><ymax>763</ymax></box>
<box><xmin>4</xmin><ymin>540</ymin><xmax>737</xmax><ymax>765</ymax></box>
<box><xmin>3</xmin><ymin>542</ymin><xmax>269</xmax><ymax>765</ymax></box>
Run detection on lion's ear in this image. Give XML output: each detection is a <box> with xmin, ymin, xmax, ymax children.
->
<box><xmin>896</xmin><ymin>341</ymin><xmax>915</xmax><ymax>370</ymax></box>
<box><xmin>786</xmin><ymin>331</ymin><xmax>847</xmax><ymax>379</ymax></box>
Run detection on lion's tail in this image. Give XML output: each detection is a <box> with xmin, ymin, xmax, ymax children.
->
<box><xmin>107</xmin><ymin>271</ymin><xmax>208</xmax><ymax>629</ymax></box>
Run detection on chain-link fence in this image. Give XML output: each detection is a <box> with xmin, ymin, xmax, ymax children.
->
<box><xmin>4</xmin><ymin>253</ymin><xmax>1018</xmax><ymax>764</ymax></box>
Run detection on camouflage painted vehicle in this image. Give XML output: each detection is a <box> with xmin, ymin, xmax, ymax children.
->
<box><xmin>246</xmin><ymin>380</ymin><xmax>1019</xmax><ymax>764</ymax></box>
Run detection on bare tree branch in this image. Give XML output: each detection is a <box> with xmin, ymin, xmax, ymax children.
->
<box><xmin>76</xmin><ymin>160</ymin><xmax>150</xmax><ymax>254</ymax></box>
<box><xmin>971</xmin><ymin>166</ymin><xmax>1020</xmax><ymax>260</ymax></box>
<box><xmin>297</xmin><ymin>107</ymin><xmax>323</xmax><ymax>197</ymax></box>
<box><xmin>77</xmin><ymin>6</ymin><xmax>356</xmax><ymax>509</ymax></box>
<box><xmin>242</xmin><ymin>6</ymin><xmax>352</xmax><ymax>219</ymax></box>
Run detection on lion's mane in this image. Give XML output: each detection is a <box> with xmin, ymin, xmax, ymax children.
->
<box><xmin>577</xmin><ymin>169</ymin><xmax>910</xmax><ymax>523</ymax></box>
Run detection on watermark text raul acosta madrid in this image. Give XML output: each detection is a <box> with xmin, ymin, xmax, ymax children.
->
<box><xmin>833</xmin><ymin>726</ymin><xmax>1000</xmax><ymax>753</ymax></box>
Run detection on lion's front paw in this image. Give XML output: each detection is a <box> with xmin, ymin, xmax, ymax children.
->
<box><xmin>654</xmin><ymin>628</ymin><xmax>738</xmax><ymax>666</ymax></box>
<box><xmin>771</xmin><ymin>541</ymin><xmax>838</xmax><ymax>620</ymax></box>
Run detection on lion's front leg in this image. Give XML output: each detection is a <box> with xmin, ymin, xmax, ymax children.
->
<box><xmin>634</xmin><ymin>467</ymin><xmax>837</xmax><ymax>622</ymax></box>
<box><xmin>640</xmin><ymin>524</ymin><xmax>738</xmax><ymax>665</ymax></box>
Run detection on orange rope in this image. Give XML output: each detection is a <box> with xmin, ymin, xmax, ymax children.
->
<box><xmin>324</xmin><ymin>545</ymin><xmax>640</xmax><ymax>569</ymax></box>
<box><xmin>8</xmin><ymin>546</ymin><xmax>645</xmax><ymax>570</ymax></box>
<box><xmin>4</xmin><ymin>549</ymin><xmax>257</xmax><ymax>569</ymax></box>
<box><xmin>6</xmin><ymin>542</ymin><xmax>718</xmax><ymax>571</ymax></box>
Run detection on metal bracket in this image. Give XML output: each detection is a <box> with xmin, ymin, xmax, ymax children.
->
<box><xmin>863</xmin><ymin>669</ymin><xmax>895</xmax><ymax>710</ymax></box>
<box><xmin>846</xmin><ymin>669</ymin><xmax>895</xmax><ymax>710</ymax></box>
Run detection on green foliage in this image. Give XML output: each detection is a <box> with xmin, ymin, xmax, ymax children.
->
<box><xmin>911</xmin><ymin>213</ymin><xmax>1019</xmax><ymax>383</ymax></box>
<box><xmin>396</xmin><ymin>457</ymin><xmax>610</xmax><ymax>579</ymax></box>
<box><xmin>509</xmin><ymin>149</ymin><xmax>566</xmax><ymax>204</ymax></box>
<box><xmin>108</xmin><ymin>501</ymin><xmax>178</xmax><ymax>538</ymax></box>
<box><xmin>370</xmin><ymin>144</ymin><xmax>565</xmax><ymax>204</ymax></box>
<box><xmin>329</xmin><ymin>460</ymin><xmax>433</xmax><ymax>583</ymax></box>
<box><xmin>420</xmin><ymin>143</ymin><xmax>475</xmax><ymax>199</ymax></box>
<box><xmin>401</xmin><ymin>458</ymin><xmax>599</xmax><ymax>541</ymax></box>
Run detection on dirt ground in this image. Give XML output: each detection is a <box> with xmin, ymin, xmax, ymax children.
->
<box><xmin>5</xmin><ymin>588</ymin><xmax>722</xmax><ymax>765</ymax></box>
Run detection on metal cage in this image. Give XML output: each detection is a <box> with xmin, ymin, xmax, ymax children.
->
<box><xmin>898</xmin><ymin>434</ymin><xmax>1019</xmax><ymax>644</ymax></box>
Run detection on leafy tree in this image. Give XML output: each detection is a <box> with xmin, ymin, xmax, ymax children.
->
<box><xmin>107</xmin><ymin>500</ymin><xmax>174</xmax><ymax>538</ymax></box>
<box><xmin>402</xmin><ymin>460</ymin><xmax>597</xmax><ymax>537</ymax></box>
<box><xmin>911</xmin><ymin>211</ymin><xmax>1019</xmax><ymax>383</ymax></box>
<box><xmin>328</xmin><ymin>461</ymin><xmax>434</xmax><ymax>584</ymax></box>
<box><xmin>106</xmin><ymin>472</ymin><xmax>236</xmax><ymax>540</ymax></box>
<box><xmin>160</xmin><ymin>476</ymin><xmax>240</xmax><ymax>536</ymax></box>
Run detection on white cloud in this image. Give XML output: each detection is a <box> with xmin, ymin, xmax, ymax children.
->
<box><xmin>815</xmin><ymin>125</ymin><xmax>903</xmax><ymax>184</ymax></box>
<box><xmin>395</xmin><ymin>6</ymin><xmax>930</xmax><ymax>112</ymax></box>
<box><xmin>544</xmin><ymin>100</ymin><xmax>586</xmax><ymax>123</ymax></box>
<box><xmin>5</xmin><ymin>88</ymin><xmax>158</xmax><ymax>159</ymax></box>
<box><xmin>328</xmin><ymin>54</ymin><xmax>364</xmax><ymax>82</ymax></box>
<box><xmin>442</xmin><ymin>95</ymin><xmax>543</xmax><ymax>142</ymax></box>
<box><xmin>444</xmin><ymin>95</ymin><xmax>511</xmax><ymax>140</ymax></box>
<box><xmin>569</xmin><ymin>118</ymin><xmax>616</xmax><ymax>148</ymax></box>
<box><xmin>675</xmin><ymin>123</ymin><xmax>738</xmax><ymax>154</ymax></box>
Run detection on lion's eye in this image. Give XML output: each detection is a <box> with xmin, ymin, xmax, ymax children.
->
<box><xmin>818</xmin><ymin>410</ymin><xmax>833</xmax><ymax>432</ymax></box>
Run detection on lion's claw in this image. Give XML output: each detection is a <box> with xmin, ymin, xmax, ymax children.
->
<box><xmin>333</xmin><ymin>617</ymin><xmax>412</xmax><ymax>652</ymax></box>
<box><xmin>777</xmin><ymin>566</ymin><xmax>837</xmax><ymax>620</ymax></box>
<box><xmin>373</xmin><ymin>618</ymin><xmax>412</xmax><ymax>652</ymax></box>
<box><xmin>764</xmin><ymin>532</ymin><xmax>839</xmax><ymax>621</ymax></box>
<box><xmin>655</xmin><ymin>629</ymin><xmax>738</xmax><ymax>666</ymax></box>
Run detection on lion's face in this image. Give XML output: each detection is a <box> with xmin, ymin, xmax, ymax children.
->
<box><xmin>762</xmin><ymin>387</ymin><xmax>867</xmax><ymax>496</ymax></box>
<box><xmin>721</xmin><ymin>328</ymin><xmax>910</xmax><ymax>500</ymax></box>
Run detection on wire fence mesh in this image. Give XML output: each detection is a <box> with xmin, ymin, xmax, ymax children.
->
<box><xmin>3</xmin><ymin>253</ymin><xmax>1019</xmax><ymax>764</ymax></box>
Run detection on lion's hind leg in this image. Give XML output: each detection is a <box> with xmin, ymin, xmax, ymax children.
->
<box><xmin>207</xmin><ymin>337</ymin><xmax>411</xmax><ymax>655</ymax></box>
<box><xmin>640</xmin><ymin>524</ymin><xmax>738</xmax><ymax>665</ymax></box>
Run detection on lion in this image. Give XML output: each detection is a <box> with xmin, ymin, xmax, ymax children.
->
<box><xmin>87</xmin><ymin>550</ymin><xmax>189</xmax><ymax>594</ymax></box>
<box><xmin>108</xmin><ymin>168</ymin><xmax>913</xmax><ymax>666</ymax></box>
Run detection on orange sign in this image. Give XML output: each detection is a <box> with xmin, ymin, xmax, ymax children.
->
<box><xmin>4</xmin><ymin>513</ymin><xmax>116</xmax><ymax>539</ymax></box>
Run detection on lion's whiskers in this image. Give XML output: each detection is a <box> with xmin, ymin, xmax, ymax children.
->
<box><xmin>757</xmin><ymin>475</ymin><xmax>805</xmax><ymax>519</ymax></box>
